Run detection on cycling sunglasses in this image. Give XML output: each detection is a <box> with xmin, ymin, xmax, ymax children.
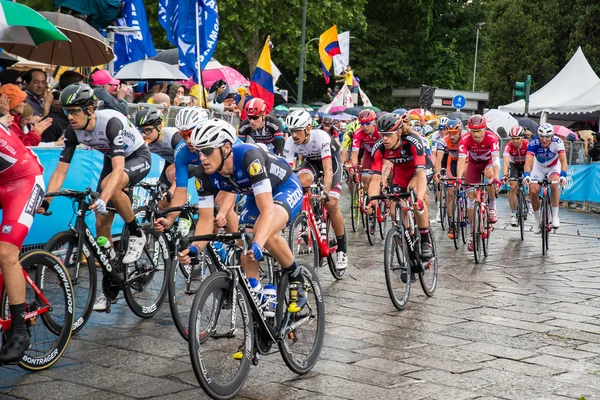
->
<box><xmin>198</xmin><ymin>147</ymin><xmax>216</xmax><ymax>157</ymax></box>
<box><xmin>179</xmin><ymin>129</ymin><xmax>193</xmax><ymax>139</ymax></box>
<box><xmin>360</xmin><ymin>121</ymin><xmax>374</xmax><ymax>126</ymax></box>
<box><xmin>248</xmin><ymin>115</ymin><xmax>261</xmax><ymax>121</ymax></box>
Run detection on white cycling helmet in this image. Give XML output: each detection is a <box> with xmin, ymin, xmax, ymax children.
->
<box><xmin>438</xmin><ymin>116</ymin><xmax>449</xmax><ymax>127</ymax></box>
<box><xmin>175</xmin><ymin>107</ymin><xmax>209</xmax><ymax>131</ymax></box>
<box><xmin>285</xmin><ymin>110</ymin><xmax>312</xmax><ymax>130</ymax></box>
<box><xmin>538</xmin><ymin>123</ymin><xmax>554</xmax><ymax>137</ymax></box>
<box><xmin>190</xmin><ymin>118</ymin><xmax>237</xmax><ymax>149</ymax></box>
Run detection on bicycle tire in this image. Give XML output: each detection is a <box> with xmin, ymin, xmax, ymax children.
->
<box><xmin>459</xmin><ymin>193</ymin><xmax>467</xmax><ymax>245</ymax></box>
<box><xmin>439</xmin><ymin>185</ymin><xmax>446</xmax><ymax>231</ymax></box>
<box><xmin>350</xmin><ymin>184</ymin><xmax>360</xmax><ymax>232</ymax></box>
<box><xmin>366</xmin><ymin>212</ymin><xmax>376</xmax><ymax>246</ymax></box>
<box><xmin>288</xmin><ymin>212</ymin><xmax>319</xmax><ymax>274</ymax></box>
<box><xmin>542</xmin><ymin>198</ymin><xmax>549</xmax><ymax>255</ymax></box>
<box><xmin>325</xmin><ymin>218</ymin><xmax>345</xmax><ymax>280</ymax></box>
<box><xmin>378</xmin><ymin>200</ymin><xmax>387</xmax><ymax>240</ymax></box>
<box><xmin>44</xmin><ymin>230</ymin><xmax>96</xmax><ymax>334</ymax></box>
<box><xmin>482</xmin><ymin>205</ymin><xmax>490</xmax><ymax>257</ymax></box>
<box><xmin>277</xmin><ymin>263</ymin><xmax>325</xmax><ymax>374</ymax></box>
<box><xmin>383</xmin><ymin>227</ymin><xmax>411</xmax><ymax>310</ymax></box>
<box><xmin>360</xmin><ymin>191</ymin><xmax>367</xmax><ymax>228</ymax></box>
<box><xmin>0</xmin><ymin>251</ymin><xmax>75</xmax><ymax>371</ymax></box>
<box><xmin>452</xmin><ymin>193</ymin><xmax>460</xmax><ymax>249</ymax></box>
<box><xmin>518</xmin><ymin>189</ymin><xmax>525</xmax><ymax>241</ymax></box>
<box><xmin>122</xmin><ymin>226</ymin><xmax>170</xmax><ymax>318</ymax></box>
<box><xmin>419</xmin><ymin>226</ymin><xmax>438</xmax><ymax>296</ymax></box>
<box><xmin>473</xmin><ymin>202</ymin><xmax>482</xmax><ymax>264</ymax></box>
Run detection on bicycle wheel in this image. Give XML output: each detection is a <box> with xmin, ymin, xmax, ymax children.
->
<box><xmin>123</xmin><ymin>226</ymin><xmax>170</xmax><ymax>317</ymax></box>
<box><xmin>365</xmin><ymin>212</ymin><xmax>377</xmax><ymax>246</ymax></box>
<box><xmin>325</xmin><ymin>218</ymin><xmax>345</xmax><ymax>280</ymax></box>
<box><xmin>541</xmin><ymin>198</ymin><xmax>549</xmax><ymax>255</ymax></box>
<box><xmin>383</xmin><ymin>227</ymin><xmax>411</xmax><ymax>310</ymax></box>
<box><xmin>439</xmin><ymin>186</ymin><xmax>447</xmax><ymax>231</ymax></box>
<box><xmin>288</xmin><ymin>212</ymin><xmax>319</xmax><ymax>273</ymax></box>
<box><xmin>482</xmin><ymin>205</ymin><xmax>490</xmax><ymax>257</ymax></box>
<box><xmin>168</xmin><ymin>250</ymin><xmax>216</xmax><ymax>342</ymax></box>
<box><xmin>277</xmin><ymin>263</ymin><xmax>325</xmax><ymax>374</ymax></box>
<box><xmin>360</xmin><ymin>191</ymin><xmax>367</xmax><ymax>228</ymax></box>
<box><xmin>350</xmin><ymin>184</ymin><xmax>360</xmax><ymax>232</ymax></box>
<box><xmin>188</xmin><ymin>271</ymin><xmax>252</xmax><ymax>400</ymax></box>
<box><xmin>452</xmin><ymin>194</ymin><xmax>461</xmax><ymax>250</ymax></box>
<box><xmin>0</xmin><ymin>251</ymin><xmax>75</xmax><ymax>371</ymax></box>
<box><xmin>378</xmin><ymin>200</ymin><xmax>387</xmax><ymax>240</ymax></box>
<box><xmin>460</xmin><ymin>198</ymin><xmax>467</xmax><ymax>245</ymax></box>
<box><xmin>419</xmin><ymin>226</ymin><xmax>438</xmax><ymax>296</ymax></box>
<box><xmin>473</xmin><ymin>202</ymin><xmax>483</xmax><ymax>264</ymax></box>
<box><xmin>44</xmin><ymin>230</ymin><xmax>96</xmax><ymax>334</ymax></box>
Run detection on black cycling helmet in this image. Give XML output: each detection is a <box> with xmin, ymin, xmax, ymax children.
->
<box><xmin>376</xmin><ymin>112</ymin><xmax>402</xmax><ymax>133</ymax></box>
<box><xmin>322</xmin><ymin>116</ymin><xmax>333</xmax><ymax>124</ymax></box>
<box><xmin>59</xmin><ymin>83</ymin><xmax>97</xmax><ymax>108</ymax></box>
<box><xmin>135</xmin><ymin>108</ymin><xmax>163</xmax><ymax>127</ymax></box>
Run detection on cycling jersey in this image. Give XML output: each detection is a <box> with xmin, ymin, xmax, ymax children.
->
<box><xmin>527</xmin><ymin>137</ymin><xmax>565</xmax><ymax>167</ymax></box>
<box><xmin>351</xmin><ymin>126</ymin><xmax>380</xmax><ymax>154</ymax></box>
<box><xmin>371</xmin><ymin>133</ymin><xmax>426</xmax><ymax>189</ymax></box>
<box><xmin>238</xmin><ymin>115</ymin><xmax>284</xmax><ymax>155</ymax></box>
<box><xmin>60</xmin><ymin>109</ymin><xmax>146</xmax><ymax>163</ymax></box>
<box><xmin>458</xmin><ymin>130</ymin><xmax>500</xmax><ymax>163</ymax></box>
<box><xmin>436</xmin><ymin>136</ymin><xmax>462</xmax><ymax>162</ymax></box>
<box><xmin>0</xmin><ymin>124</ymin><xmax>43</xmax><ymax>181</ymax></box>
<box><xmin>146</xmin><ymin>127</ymin><xmax>182</xmax><ymax>164</ymax></box>
<box><xmin>430</xmin><ymin>131</ymin><xmax>443</xmax><ymax>153</ymax></box>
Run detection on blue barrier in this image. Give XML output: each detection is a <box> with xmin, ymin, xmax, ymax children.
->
<box><xmin>561</xmin><ymin>164</ymin><xmax>600</xmax><ymax>202</ymax></box>
<box><xmin>4</xmin><ymin>148</ymin><xmax>198</xmax><ymax>246</ymax></box>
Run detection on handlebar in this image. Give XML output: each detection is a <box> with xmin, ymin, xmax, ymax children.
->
<box><xmin>45</xmin><ymin>188</ymin><xmax>98</xmax><ymax>200</ymax></box>
<box><xmin>179</xmin><ymin>228</ymin><xmax>252</xmax><ymax>255</ymax></box>
<box><xmin>158</xmin><ymin>204</ymin><xmax>198</xmax><ymax>217</ymax></box>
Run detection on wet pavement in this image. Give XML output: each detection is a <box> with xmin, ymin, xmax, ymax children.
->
<box><xmin>2</xmin><ymin>193</ymin><xmax>600</xmax><ymax>400</ymax></box>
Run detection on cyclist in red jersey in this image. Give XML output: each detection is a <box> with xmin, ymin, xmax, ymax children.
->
<box><xmin>456</xmin><ymin>115</ymin><xmax>501</xmax><ymax>251</ymax></box>
<box><xmin>502</xmin><ymin>125</ymin><xmax>529</xmax><ymax>226</ymax></box>
<box><xmin>366</xmin><ymin>112</ymin><xmax>433</xmax><ymax>260</ymax></box>
<box><xmin>0</xmin><ymin>124</ymin><xmax>45</xmax><ymax>364</ymax></box>
<box><xmin>351</xmin><ymin>109</ymin><xmax>380</xmax><ymax>191</ymax></box>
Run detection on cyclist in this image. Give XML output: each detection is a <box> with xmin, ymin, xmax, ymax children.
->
<box><xmin>237</xmin><ymin>97</ymin><xmax>284</xmax><ymax>155</ymax></box>
<box><xmin>155</xmin><ymin>119</ymin><xmax>306</xmax><ymax>312</ymax></box>
<box><xmin>434</xmin><ymin>118</ymin><xmax>463</xmax><ymax>239</ymax></box>
<box><xmin>456</xmin><ymin>114</ymin><xmax>501</xmax><ymax>251</ymax></box>
<box><xmin>283</xmin><ymin>110</ymin><xmax>348</xmax><ymax>269</ymax></box>
<box><xmin>341</xmin><ymin>119</ymin><xmax>360</xmax><ymax>164</ymax></box>
<box><xmin>0</xmin><ymin>123</ymin><xmax>45</xmax><ymax>364</ymax></box>
<box><xmin>523</xmin><ymin>123</ymin><xmax>568</xmax><ymax>232</ymax></box>
<box><xmin>41</xmin><ymin>83</ymin><xmax>151</xmax><ymax>311</ymax></box>
<box><xmin>319</xmin><ymin>115</ymin><xmax>342</xmax><ymax>143</ymax></box>
<box><xmin>351</xmin><ymin>109</ymin><xmax>381</xmax><ymax>196</ymax></box>
<box><xmin>366</xmin><ymin>112</ymin><xmax>433</xmax><ymax>260</ymax></box>
<box><xmin>430</xmin><ymin>116</ymin><xmax>448</xmax><ymax>169</ymax></box>
<box><xmin>502</xmin><ymin>125</ymin><xmax>529</xmax><ymax>227</ymax></box>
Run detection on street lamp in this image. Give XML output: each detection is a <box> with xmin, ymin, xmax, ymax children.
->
<box><xmin>472</xmin><ymin>22</ymin><xmax>486</xmax><ymax>92</ymax></box>
<box><xmin>297</xmin><ymin>0</ymin><xmax>308</xmax><ymax>104</ymax></box>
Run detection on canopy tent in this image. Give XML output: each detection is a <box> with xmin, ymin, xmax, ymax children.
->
<box><xmin>499</xmin><ymin>47</ymin><xmax>600</xmax><ymax>116</ymax></box>
<box><xmin>544</xmin><ymin>80</ymin><xmax>600</xmax><ymax>115</ymax></box>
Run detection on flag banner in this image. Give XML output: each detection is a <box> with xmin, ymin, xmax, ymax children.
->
<box><xmin>359</xmin><ymin>88</ymin><xmax>372</xmax><ymax>107</ymax></box>
<box><xmin>114</xmin><ymin>0</ymin><xmax>157</xmax><ymax>72</ymax></box>
<box><xmin>343</xmin><ymin>85</ymin><xmax>354</xmax><ymax>107</ymax></box>
<box><xmin>318</xmin><ymin>25</ymin><xmax>341</xmax><ymax>83</ymax></box>
<box><xmin>333</xmin><ymin>31</ymin><xmax>350</xmax><ymax>75</ymax></box>
<box><xmin>250</xmin><ymin>36</ymin><xmax>275</xmax><ymax>112</ymax></box>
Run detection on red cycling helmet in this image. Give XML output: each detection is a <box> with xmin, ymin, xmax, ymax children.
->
<box><xmin>467</xmin><ymin>114</ymin><xmax>486</xmax><ymax>130</ymax></box>
<box><xmin>244</xmin><ymin>98</ymin><xmax>267</xmax><ymax>117</ymax></box>
<box><xmin>509</xmin><ymin>125</ymin><xmax>525</xmax><ymax>138</ymax></box>
<box><xmin>358</xmin><ymin>109</ymin><xmax>376</xmax><ymax>123</ymax></box>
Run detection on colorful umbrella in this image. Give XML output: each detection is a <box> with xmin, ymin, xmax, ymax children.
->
<box><xmin>330</xmin><ymin>105</ymin><xmax>347</xmax><ymax>114</ymax></box>
<box><xmin>364</xmin><ymin>105</ymin><xmax>382</xmax><ymax>112</ymax></box>
<box><xmin>553</xmin><ymin>125</ymin><xmax>579</xmax><ymax>140</ymax></box>
<box><xmin>484</xmin><ymin>109</ymin><xmax>519</xmax><ymax>138</ymax></box>
<box><xmin>330</xmin><ymin>113</ymin><xmax>354</xmax><ymax>121</ymax></box>
<box><xmin>202</xmin><ymin>66</ymin><xmax>249</xmax><ymax>91</ymax></box>
<box><xmin>392</xmin><ymin>108</ymin><xmax>407</xmax><ymax>115</ymax></box>
<box><xmin>0</xmin><ymin>2</ymin><xmax>69</xmax><ymax>46</ymax></box>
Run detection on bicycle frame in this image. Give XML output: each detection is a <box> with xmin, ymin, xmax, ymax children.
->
<box><xmin>471</xmin><ymin>184</ymin><xmax>492</xmax><ymax>240</ymax></box>
<box><xmin>299</xmin><ymin>189</ymin><xmax>336</xmax><ymax>259</ymax></box>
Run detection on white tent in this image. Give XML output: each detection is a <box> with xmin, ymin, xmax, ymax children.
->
<box><xmin>544</xmin><ymin>80</ymin><xmax>600</xmax><ymax>115</ymax></box>
<box><xmin>499</xmin><ymin>47</ymin><xmax>600</xmax><ymax>116</ymax></box>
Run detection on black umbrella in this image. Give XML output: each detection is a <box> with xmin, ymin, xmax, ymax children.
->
<box><xmin>151</xmin><ymin>48</ymin><xmax>178</xmax><ymax>65</ymax></box>
<box><xmin>345</xmin><ymin>106</ymin><xmax>365</xmax><ymax>116</ymax></box>
<box><xmin>516</xmin><ymin>117</ymin><xmax>539</xmax><ymax>133</ymax></box>
<box><xmin>447</xmin><ymin>111</ymin><xmax>470</xmax><ymax>125</ymax></box>
<box><xmin>0</xmin><ymin>52</ymin><xmax>17</xmax><ymax>68</ymax></box>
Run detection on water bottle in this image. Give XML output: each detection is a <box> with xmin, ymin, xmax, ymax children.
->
<box><xmin>178</xmin><ymin>216</ymin><xmax>192</xmax><ymax>236</ymax></box>
<box><xmin>213</xmin><ymin>242</ymin><xmax>227</xmax><ymax>264</ymax></box>
<box><xmin>263</xmin><ymin>284</ymin><xmax>277</xmax><ymax>318</ymax></box>
<box><xmin>97</xmin><ymin>236</ymin><xmax>116</xmax><ymax>260</ymax></box>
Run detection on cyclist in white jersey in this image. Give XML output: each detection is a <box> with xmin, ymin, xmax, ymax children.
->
<box><xmin>283</xmin><ymin>110</ymin><xmax>348</xmax><ymax>270</ymax></box>
<box><xmin>523</xmin><ymin>123</ymin><xmax>568</xmax><ymax>232</ymax></box>
<box><xmin>41</xmin><ymin>83</ymin><xmax>151</xmax><ymax>310</ymax></box>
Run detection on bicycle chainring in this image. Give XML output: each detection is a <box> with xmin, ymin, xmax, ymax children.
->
<box><xmin>102</xmin><ymin>274</ymin><xmax>121</xmax><ymax>300</ymax></box>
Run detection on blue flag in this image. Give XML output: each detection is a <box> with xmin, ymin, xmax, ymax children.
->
<box><xmin>158</xmin><ymin>0</ymin><xmax>179</xmax><ymax>46</ymax></box>
<box><xmin>114</xmin><ymin>0</ymin><xmax>157</xmax><ymax>72</ymax></box>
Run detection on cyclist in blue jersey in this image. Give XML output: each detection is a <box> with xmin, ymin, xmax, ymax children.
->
<box><xmin>154</xmin><ymin>119</ymin><xmax>306</xmax><ymax>313</ymax></box>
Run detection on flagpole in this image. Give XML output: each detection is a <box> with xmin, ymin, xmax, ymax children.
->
<box><xmin>195</xmin><ymin>2</ymin><xmax>207</xmax><ymax>109</ymax></box>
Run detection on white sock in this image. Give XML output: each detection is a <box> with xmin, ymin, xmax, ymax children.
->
<box><xmin>511</xmin><ymin>209</ymin><xmax>517</xmax><ymax>215</ymax></box>
<box><xmin>489</xmin><ymin>198</ymin><xmax>496</xmax><ymax>210</ymax></box>
<box><xmin>552</xmin><ymin>207</ymin><xmax>559</xmax><ymax>219</ymax></box>
<box><xmin>533</xmin><ymin>210</ymin><xmax>540</xmax><ymax>221</ymax></box>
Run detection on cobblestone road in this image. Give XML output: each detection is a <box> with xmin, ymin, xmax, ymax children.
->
<box><xmin>2</xmin><ymin>195</ymin><xmax>600</xmax><ymax>400</ymax></box>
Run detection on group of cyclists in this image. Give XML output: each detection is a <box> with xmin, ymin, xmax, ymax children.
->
<box><xmin>0</xmin><ymin>81</ymin><xmax>570</xmax><ymax>368</ymax></box>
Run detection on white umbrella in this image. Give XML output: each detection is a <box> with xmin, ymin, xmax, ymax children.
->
<box><xmin>114</xmin><ymin>59</ymin><xmax>188</xmax><ymax>80</ymax></box>
<box><xmin>484</xmin><ymin>109</ymin><xmax>519</xmax><ymax>138</ymax></box>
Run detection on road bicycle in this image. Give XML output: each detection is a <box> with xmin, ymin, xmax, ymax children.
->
<box><xmin>370</xmin><ymin>189</ymin><xmax>438</xmax><ymax>311</ymax></box>
<box><xmin>44</xmin><ymin>188</ymin><xmax>170</xmax><ymax>333</ymax></box>
<box><xmin>536</xmin><ymin>178</ymin><xmax>560</xmax><ymax>255</ymax></box>
<box><xmin>466</xmin><ymin>182</ymin><xmax>493</xmax><ymax>264</ymax></box>
<box><xmin>288</xmin><ymin>179</ymin><xmax>344</xmax><ymax>280</ymax></box>
<box><xmin>437</xmin><ymin>177</ymin><xmax>448</xmax><ymax>231</ymax></box>
<box><xmin>0</xmin><ymin>251</ymin><xmax>74</xmax><ymax>370</ymax></box>
<box><xmin>442</xmin><ymin>177</ymin><xmax>465</xmax><ymax>250</ymax></box>
<box><xmin>186</xmin><ymin>231</ymin><xmax>324</xmax><ymax>399</ymax></box>
<box><xmin>509</xmin><ymin>177</ymin><xmax>529</xmax><ymax>241</ymax></box>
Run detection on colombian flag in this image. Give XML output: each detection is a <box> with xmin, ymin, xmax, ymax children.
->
<box><xmin>250</xmin><ymin>36</ymin><xmax>274</xmax><ymax>113</ymax></box>
<box><xmin>319</xmin><ymin>25</ymin><xmax>342</xmax><ymax>84</ymax></box>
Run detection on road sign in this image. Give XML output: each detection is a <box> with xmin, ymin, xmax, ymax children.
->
<box><xmin>452</xmin><ymin>95</ymin><xmax>466</xmax><ymax>110</ymax></box>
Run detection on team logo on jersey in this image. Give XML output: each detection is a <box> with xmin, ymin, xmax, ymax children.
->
<box><xmin>247</xmin><ymin>159</ymin><xmax>263</xmax><ymax>176</ymax></box>
<box><xmin>1</xmin><ymin>225</ymin><xmax>11</xmax><ymax>234</ymax></box>
<box><xmin>195</xmin><ymin>179</ymin><xmax>203</xmax><ymax>191</ymax></box>
<box><xmin>113</xmin><ymin>135</ymin><xmax>124</xmax><ymax>146</ymax></box>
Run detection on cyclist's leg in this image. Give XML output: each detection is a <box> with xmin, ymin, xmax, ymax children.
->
<box><xmin>508</xmin><ymin>163</ymin><xmax>519</xmax><ymax>211</ymax></box>
<box><xmin>465</xmin><ymin>162</ymin><xmax>484</xmax><ymax>247</ymax></box>
<box><xmin>548</xmin><ymin>164</ymin><xmax>562</xmax><ymax>227</ymax></box>
<box><xmin>407</xmin><ymin>172</ymin><xmax>432</xmax><ymax>259</ymax></box>
<box><xmin>157</xmin><ymin>162</ymin><xmax>175</xmax><ymax>210</ymax></box>
<box><xmin>361</xmin><ymin>153</ymin><xmax>373</xmax><ymax>189</ymax></box>
<box><xmin>324</xmin><ymin>156</ymin><xmax>347</xmax><ymax>267</ymax></box>
<box><xmin>0</xmin><ymin>175</ymin><xmax>44</xmax><ymax>363</ymax></box>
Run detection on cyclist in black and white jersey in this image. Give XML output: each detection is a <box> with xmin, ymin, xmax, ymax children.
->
<box><xmin>238</xmin><ymin>98</ymin><xmax>285</xmax><ymax>155</ymax></box>
<box><xmin>42</xmin><ymin>83</ymin><xmax>151</xmax><ymax>310</ymax></box>
<box><xmin>283</xmin><ymin>110</ymin><xmax>348</xmax><ymax>270</ymax></box>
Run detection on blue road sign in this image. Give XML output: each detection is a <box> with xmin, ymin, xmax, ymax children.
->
<box><xmin>452</xmin><ymin>95</ymin><xmax>466</xmax><ymax>109</ymax></box>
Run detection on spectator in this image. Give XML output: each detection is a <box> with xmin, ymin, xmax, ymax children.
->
<box><xmin>58</xmin><ymin>71</ymin><xmax>85</xmax><ymax>90</ymax></box>
<box><xmin>0</xmin><ymin>84</ymin><xmax>51</xmax><ymax>146</ymax></box>
<box><xmin>169</xmin><ymin>84</ymin><xmax>187</xmax><ymax>107</ymax></box>
<box><xmin>152</xmin><ymin>93</ymin><xmax>171</xmax><ymax>116</ymax></box>
<box><xmin>23</xmin><ymin>68</ymin><xmax>53</xmax><ymax>117</ymax></box>
<box><xmin>583</xmin><ymin>132</ymin><xmax>600</xmax><ymax>162</ymax></box>
<box><xmin>0</xmin><ymin>69</ymin><xmax>23</xmax><ymax>87</ymax></box>
<box><xmin>208</xmin><ymin>79</ymin><xmax>230</xmax><ymax>103</ymax></box>
<box><xmin>89</xmin><ymin>69</ymin><xmax>128</xmax><ymax>116</ymax></box>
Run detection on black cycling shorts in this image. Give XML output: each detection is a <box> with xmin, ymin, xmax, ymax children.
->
<box><xmin>297</xmin><ymin>153</ymin><xmax>343</xmax><ymax>198</ymax></box>
<box><xmin>97</xmin><ymin>146</ymin><xmax>151</xmax><ymax>192</ymax></box>
<box><xmin>509</xmin><ymin>162</ymin><xmax>525</xmax><ymax>179</ymax></box>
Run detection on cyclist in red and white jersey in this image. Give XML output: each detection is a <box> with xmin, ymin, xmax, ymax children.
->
<box><xmin>350</xmin><ymin>109</ymin><xmax>380</xmax><ymax>191</ymax></box>
<box><xmin>456</xmin><ymin>114</ymin><xmax>501</xmax><ymax>251</ymax></box>
<box><xmin>0</xmin><ymin>123</ymin><xmax>45</xmax><ymax>364</ymax></box>
<box><xmin>502</xmin><ymin>125</ymin><xmax>529</xmax><ymax>226</ymax></box>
